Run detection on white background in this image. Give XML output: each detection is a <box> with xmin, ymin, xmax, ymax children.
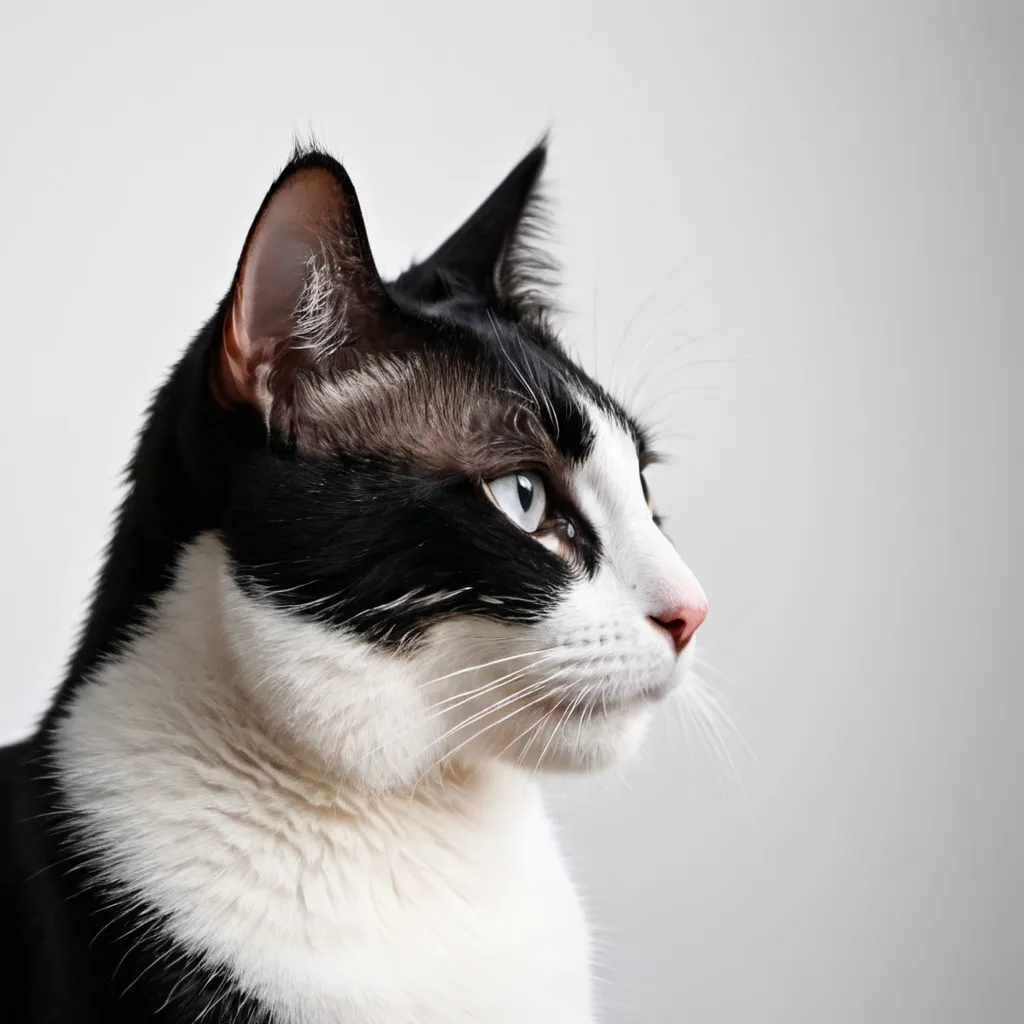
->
<box><xmin>2</xmin><ymin>2</ymin><xmax>1021</xmax><ymax>1020</ymax></box>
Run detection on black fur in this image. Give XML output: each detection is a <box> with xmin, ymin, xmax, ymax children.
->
<box><xmin>391</xmin><ymin>139</ymin><xmax>558</xmax><ymax>325</ymax></box>
<box><xmin>0</xmin><ymin>142</ymin><xmax>644</xmax><ymax>1022</ymax></box>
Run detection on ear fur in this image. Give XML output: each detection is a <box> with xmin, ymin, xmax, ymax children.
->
<box><xmin>389</xmin><ymin>141</ymin><xmax>558</xmax><ymax>322</ymax></box>
<box><xmin>216</xmin><ymin>149</ymin><xmax>398</xmax><ymax>419</ymax></box>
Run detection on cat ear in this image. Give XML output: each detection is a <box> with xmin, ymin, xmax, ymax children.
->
<box><xmin>390</xmin><ymin>140</ymin><xmax>556</xmax><ymax>318</ymax></box>
<box><xmin>217</xmin><ymin>149</ymin><xmax>396</xmax><ymax>414</ymax></box>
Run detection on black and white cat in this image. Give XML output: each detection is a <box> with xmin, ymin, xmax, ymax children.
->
<box><xmin>0</xmin><ymin>142</ymin><xmax>708</xmax><ymax>1023</ymax></box>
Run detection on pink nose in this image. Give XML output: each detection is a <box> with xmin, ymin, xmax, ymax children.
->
<box><xmin>649</xmin><ymin>599</ymin><xmax>708</xmax><ymax>654</ymax></box>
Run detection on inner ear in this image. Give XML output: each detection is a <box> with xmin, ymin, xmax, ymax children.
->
<box><xmin>217</xmin><ymin>153</ymin><xmax>391</xmax><ymax>413</ymax></box>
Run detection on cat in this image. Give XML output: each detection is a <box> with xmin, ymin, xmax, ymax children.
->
<box><xmin>0</xmin><ymin>140</ymin><xmax>708</xmax><ymax>1023</ymax></box>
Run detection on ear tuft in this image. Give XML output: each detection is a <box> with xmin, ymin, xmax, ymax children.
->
<box><xmin>495</xmin><ymin>149</ymin><xmax>559</xmax><ymax>323</ymax></box>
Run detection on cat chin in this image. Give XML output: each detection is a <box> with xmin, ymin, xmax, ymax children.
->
<box><xmin>488</xmin><ymin>702</ymin><xmax>654</xmax><ymax>775</ymax></box>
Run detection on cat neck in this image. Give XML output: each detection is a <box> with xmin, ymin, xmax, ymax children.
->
<box><xmin>42</xmin><ymin>321</ymin><xmax>242</xmax><ymax>733</ymax></box>
<box><xmin>54</xmin><ymin>532</ymin><xmax>522</xmax><ymax>820</ymax></box>
<box><xmin>46</xmin><ymin>538</ymin><xmax>588</xmax><ymax>1024</ymax></box>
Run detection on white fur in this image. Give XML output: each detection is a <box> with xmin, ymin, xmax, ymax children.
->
<box><xmin>55</xmin><ymin>405</ymin><xmax>705</xmax><ymax>1023</ymax></box>
<box><xmin>294</xmin><ymin>249</ymin><xmax>352</xmax><ymax>359</ymax></box>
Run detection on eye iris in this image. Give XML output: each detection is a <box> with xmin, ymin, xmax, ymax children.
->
<box><xmin>516</xmin><ymin>474</ymin><xmax>534</xmax><ymax>512</ymax></box>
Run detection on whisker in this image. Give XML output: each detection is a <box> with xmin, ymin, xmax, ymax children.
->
<box><xmin>690</xmin><ymin>674</ymin><xmax>768</xmax><ymax>784</ymax></box>
<box><xmin>421</xmin><ymin>671</ymin><xmax>564</xmax><ymax>761</ymax></box>
<box><xmin>690</xmin><ymin>679</ymin><xmax>749</xmax><ymax>803</ymax></box>
<box><xmin>515</xmin><ymin>700</ymin><xmax>553</xmax><ymax>770</ymax></box>
<box><xmin>499</xmin><ymin>715</ymin><xmax>547</xmax><ymax>764</ymax></box>
<box><xmin>412</xmin><ymin>646</ymin><xmax>567</xmax><ymax>691</ymax></box>
<box><xmin>630</xmin><ymin>328</ymin><xmax>730</xmax><ymax>406</ymax></box>
<box><xmin>533</xmin><ymin>680</ymin><xmax>589</xmax><ymax>773</ymax></box>
<box><xmin>685</xmin><ymin>686</ymin><xmax>731</xmax><ymax>791</ymax></box>
<box><xmin>608</xmin><ymin>259</ymin><xmax>695</xmax><ymax>387</ymax></box>
<box><xmin>344</xmin><ymin>662</ymin><xmax>546</xmax><ymax>777</ymax></box>
<box><xmin>411</xmin><ymin>679</ymin><xmax>570</xmax><ymax>797</ymax></box>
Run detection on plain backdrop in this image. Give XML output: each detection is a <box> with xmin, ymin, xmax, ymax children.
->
<box><xmin>2</xmin><ymin>2</ymin><xmax>1021</xmax><ymax>1021</ymax></box>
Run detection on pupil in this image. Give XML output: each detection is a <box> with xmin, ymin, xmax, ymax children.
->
<box><xmin>517</xmin><ymin>474</ymin><xmax>533</xmax><ymax>511</ymax></box>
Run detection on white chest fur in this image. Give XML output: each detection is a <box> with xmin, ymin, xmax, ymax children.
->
<box><xmin>54</xmin><ymin>544</ymin><xmax>596</xmax><ymax>1024</ymax></box>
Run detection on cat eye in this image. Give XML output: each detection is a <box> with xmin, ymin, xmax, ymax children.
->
<box><xmin>640</xmin><ymin>468</ymin><xmax>663</xmax><ymax>526</ymax></box>
<box><xmin>484</xmin><ymin>470</ymin><xmax>548</xmax><ymax>533</ymax></box>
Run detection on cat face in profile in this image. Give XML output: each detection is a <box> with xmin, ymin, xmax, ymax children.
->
<box><xmin>211</xmin><ymin>144</ymin><xmax>708</xmax><ymax>788</ymax></box>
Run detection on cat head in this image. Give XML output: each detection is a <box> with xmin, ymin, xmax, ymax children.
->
<box><xmin>208</xmin><ymin>143</ymin><xmax>708</xmax><ymax>787</ymax></box>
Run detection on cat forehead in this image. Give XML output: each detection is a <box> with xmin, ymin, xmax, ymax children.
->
<box><xmin>280</xmin><ymin>324</ymin><xmax>645</xmax><ymax>480</ymax></box>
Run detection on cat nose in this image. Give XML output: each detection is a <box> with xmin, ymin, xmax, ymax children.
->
<box><xmin>649</xmin><ymin>600</ymin><xmax>708</xmax><ymax>653</ymax></box>
<box><xmin>648</xmin><ymin>570</ymin><xmax>708</xmax><ymax>654</ymax></box>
